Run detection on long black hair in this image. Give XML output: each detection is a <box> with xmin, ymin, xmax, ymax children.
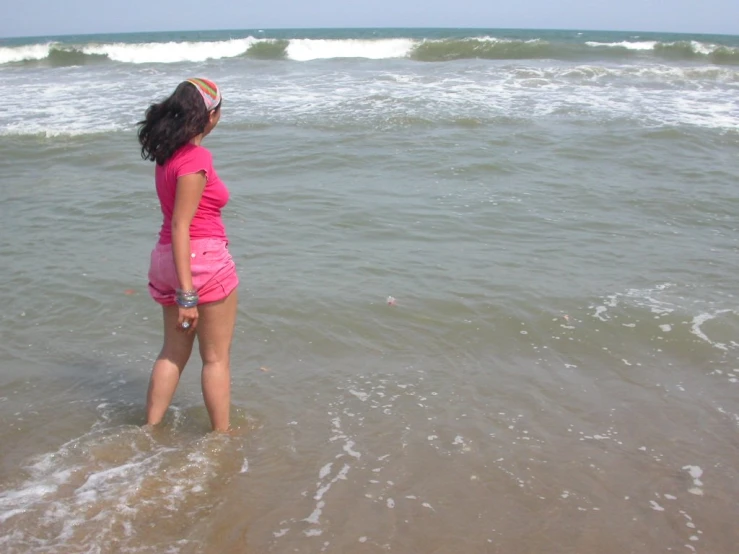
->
<box><xmin>137</xmin><ymin>81</ymin><xmax>215</xmax><ymax>165</ymax></box>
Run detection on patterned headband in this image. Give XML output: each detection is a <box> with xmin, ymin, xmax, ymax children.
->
<box><xmin>186</xmin><ymin>78</ymin><xmax>222</xmax><ymax>111</ymax></box>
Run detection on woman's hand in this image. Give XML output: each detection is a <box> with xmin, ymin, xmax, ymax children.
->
<box><xmin>178</xmin><ymin>305</ymin><xmax>199</xmax><ymax>333</ymax></box>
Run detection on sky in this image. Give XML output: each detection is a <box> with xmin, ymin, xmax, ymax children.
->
<box><xmin>1</xmin><ymin>0</ymin><xmax>738</xmax><ymax>38</ymax></box>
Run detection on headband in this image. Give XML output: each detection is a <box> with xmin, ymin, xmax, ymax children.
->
<box><xmin>186</xmin><ymin>78</ymin><xmax>222</xmax><ymax>111</ymax></box>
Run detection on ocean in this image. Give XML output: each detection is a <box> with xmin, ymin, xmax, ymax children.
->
<box><xmin>0</xmin><ymin>27</ymin><xmax>738</xmax><ymax>553</ymax></box>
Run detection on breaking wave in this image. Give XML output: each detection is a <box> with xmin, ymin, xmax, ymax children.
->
<box><xmin>1</xmin><ymin>37</ymin><xmax>738</xmax><ymax>66</ymax></box>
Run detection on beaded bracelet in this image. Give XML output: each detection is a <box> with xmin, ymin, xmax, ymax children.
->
<box><xmin>176</xmin><ymin>289</ymin><xmax>199</xmax><ymax>308</ymax></box>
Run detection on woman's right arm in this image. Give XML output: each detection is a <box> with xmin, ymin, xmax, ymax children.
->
<box><xmin>171</xmin><ymin>170</ymin><xmax>207</xmax><ymax>332</ymax></box>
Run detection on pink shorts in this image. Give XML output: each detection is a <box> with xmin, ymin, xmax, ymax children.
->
<box><xmin>148</xmin><ymin>238</ymin><xmax>239</xmax><ymax>306</ymax></box>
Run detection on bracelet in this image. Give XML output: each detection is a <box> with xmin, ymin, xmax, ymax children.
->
<box><xmin>176</xmin><ymin>289</ymin><xmax>199</xmax><ymax>308</ymax></box>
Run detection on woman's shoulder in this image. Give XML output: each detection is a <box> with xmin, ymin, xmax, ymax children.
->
<box><xmin>174</xmin><ymin>142</ymin><xmax>211</xmax><ymax>156</ymax></box>
<box><xmin>171</xmin><ymin>143</ymin><xmax>213</xmax><ymax>166</ymax></box>
<box><xmin>189</xmin><ymin>144</ymin><xmax>214</xmax><ymax>163</ymax></box>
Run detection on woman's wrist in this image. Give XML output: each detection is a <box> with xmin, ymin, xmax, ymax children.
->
<box><xmin>176</xmin><ymin>288</ymin><xmax>199</xmax><ymax>308</ymax></box>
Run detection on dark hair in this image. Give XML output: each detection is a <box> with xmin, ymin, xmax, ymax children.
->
<box><xmin>137</xmin><ymin>82</ymin><xmax>215</xmax><ymax>165</ymax></box>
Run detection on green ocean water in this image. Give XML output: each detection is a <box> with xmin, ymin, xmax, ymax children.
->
<box><xmin>2</xmin><ymin>27</ymin><xmax>739</xmax><ymax>64</ymax></box>
<box><xmin>0</xmin><ymin>27</ymin><xmax>738</xmax><ymax>554</ymax></box>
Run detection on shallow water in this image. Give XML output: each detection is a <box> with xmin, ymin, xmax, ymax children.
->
<box><xmin>1</xmin><ymin>27</ymin><xmax>739</xmax><ymax>553</ymax></box>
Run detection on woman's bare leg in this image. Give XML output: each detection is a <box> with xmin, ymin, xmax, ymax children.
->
<box><xmin>197</xmin><ymin>290</ymin><xmax>238</xmax><ymax>432</ymax></box>
<box><xmin>146</xmin><ymin>304</ymin><xmax>196</xmax><ymax>425</ymax></box>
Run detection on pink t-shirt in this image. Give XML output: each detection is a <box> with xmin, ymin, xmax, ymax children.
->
<box><xmin>155</xmin><ymin>143</ymin><xmax>230</xmax><ymax>244</ymax></box>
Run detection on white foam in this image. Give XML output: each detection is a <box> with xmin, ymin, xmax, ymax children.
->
<box><xmin>0</xmin><ymin>509</ymin><xmax>25</xmax><ymax>524</ymax></box>
<box><xmin>683</xmin><ymin>466</ymin><xmax>703</xmax><ymax>481</ymax></box>
<box><xmin>313</xmin><ymin>464</ymin><xmax>350</xmax><ymax>500</ymax></box>
<box><xmin>286</xmin><ymin>39</ymin><xmax>414</xmax><ymax>61</ymax></box>
<box><xmin>343</xmin><ymin>440</ymin><xmax>361</xmax><ymax>459</ymax></box>
<box><xmin>0</xmin><ymin>426</ymin><xmax>234</xmax><ymax>552</ymax></box>
<box><xmin>77</xmin><ymin>460</ymin><xmax>145</xmax><ymax>492</ymax></box>
<box><xmin>586</xmin><ymin>40</ymin><xmax>657</xmax><ymax>50</ymax></box>
<box><xmin>691</xmin><ymin>41</ymin><xmax>717</xmax><ymax>55</ymax></box>
<box><xmin>0</xmin><ymin>43</ymin><xmax>52</xmax><ymax>64</ymax></box>
<box><xmin>593</xmin><ymin>306</ymin><xmax>609</xmax><ymax>321</ymax></box>
<box><xmin>319</xmin><ymin>463</ymin><xmax>333</xmax><ymax>480</ymax></box>
<box><xmin>304</xmin><ymin>500</ymin><xmax>325</xmax><ymax>524</ymax></box>
<box><xmin>0</xmin><ymin>483</ymin><xmax>58</xmax><ymax>505</ymax></box>
<box><xmin>0</xmin><ymin>120</ymin><xmax>124</xmax><ymax>138</ymax></box>
<box><xmin>650</xmin><ymin>500</ymin><xmax>665</xmax><ymax>511</ymax></box>
<box><xmin>691</xmin><ymin>311</ymin><xmax>733</xmax><ymax>351</ymax></box>
<box><xmin>307</xmin><ymin>462</ymin><xmax>351</xmax><ymax>530</ymax></box>
<box><xmin>3</xmin><ymin>56</ymin><xmax>739</xmax><ymax>137</ymax></box>
<box><xmin>314</xmin><ymin>482</ymin><xmax>332</xmax><ymax>501</ymax></box>
<box><xmin>592</xmin><ymin>284</ymin><xmax>680</xmax><ymax>321</ymax></box>
<box><xmin>683</xmin><ymin>465</ymin><xmax>705</xmax><ymax>495</ymax></box>
<box><xmin>349</xmin><ymin>390</ymin><xmax>369</xmax><ymax>402</ymax></box>
<box><xmin>83</xmin><ymin>38</ymin><xmax>256</xmax><ymax>64</ymax></box>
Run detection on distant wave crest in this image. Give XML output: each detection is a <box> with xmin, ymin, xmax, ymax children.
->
<box><xmin>1</xmin><ymin>36</ymin><xmax>737</xmax><ymax>66</ymax></box>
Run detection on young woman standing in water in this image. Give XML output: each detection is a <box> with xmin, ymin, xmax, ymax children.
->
<box><xmin>138</xmin><ymin>78</ymin><xmax>238</xmax><ymax>432</ymax></box>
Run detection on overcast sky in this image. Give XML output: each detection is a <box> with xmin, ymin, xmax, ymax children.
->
<box><xmin>2</xmin><ymin>0</ymin><xmax>737</xmax><ymax>38</ymax></box>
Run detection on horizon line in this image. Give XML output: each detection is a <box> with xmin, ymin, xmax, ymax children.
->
<box><xmin>2</xmin><ymin>25</ymin><xmax>739</xmax><ymax>42</ymax></box>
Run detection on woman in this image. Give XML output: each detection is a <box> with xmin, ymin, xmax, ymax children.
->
<box><xmin>138</xmin><ymin>78</ymin><xmax>238</xmax><ymax>432</ymax></box>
